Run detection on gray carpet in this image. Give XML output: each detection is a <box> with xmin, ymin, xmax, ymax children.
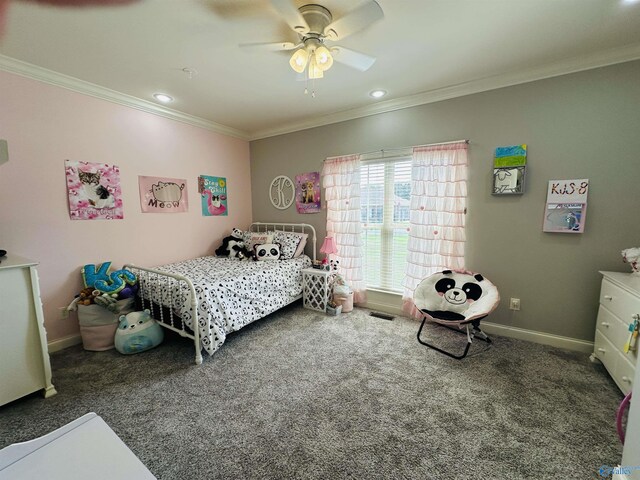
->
<box><xmin>0</xmin><ymin>304</ymin><xmax>624</xmax><ymax>479</ymax></box>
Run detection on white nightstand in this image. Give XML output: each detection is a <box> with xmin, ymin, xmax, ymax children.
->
<box><xmin>302</xmin><ymin>268</ymin><xmax>335</xmax><ymax>312</ymax></box>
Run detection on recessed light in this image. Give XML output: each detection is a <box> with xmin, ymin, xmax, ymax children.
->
<box><xmin>153</xmin><ymin>93</ymin><xmax>173</xmax><ymax>103</ymax></box>
<box><xmin>370</xmin><ymin>89</ymin><xmax>387</xmax><ymax>99</ymax></box>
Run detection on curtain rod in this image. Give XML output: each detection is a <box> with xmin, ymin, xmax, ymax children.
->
<box><xmin>326</xmin><ymin>139</ymin><xmax>469</xmax><ymax>161</ymax></box>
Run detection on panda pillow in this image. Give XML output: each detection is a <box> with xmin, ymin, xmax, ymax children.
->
<box><xmin>413</xmin><ymin>270</ymin><xmax>500</xmax><ymax>324</ymax></box>
<box><xmin>253</xmin><ymin>243</ymin><xmax>282</xmax><ymax>261</ymax></box>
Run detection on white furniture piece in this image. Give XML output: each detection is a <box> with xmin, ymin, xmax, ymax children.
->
<box><xmin>302</xmin><ymin>267</ymin><xmax>335</xmax><ymax>312</ymax></box>
<box><xmin>0</xmin><ymin>254</ymin><xmax>56</xmax><ymax>406</ymax></box>
<box><xmin>0</xmin><ymin>412</ymin><xmax>156</xmax><ymax>479</ymax></box>
<box><xmin>620</xmin><ymin>361</ymin><xmax>640</xmax><ymax>480</ymax></box>
<box><xmin>591</xmin><ymin>271</ymin><xmax>640</xmax><ymax>395</ymax></box>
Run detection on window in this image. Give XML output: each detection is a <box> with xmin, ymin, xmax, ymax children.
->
<box><xmin>361</xmin><ymin>157</ymin><xmax>412</xmax><ymax>292</ymax></box>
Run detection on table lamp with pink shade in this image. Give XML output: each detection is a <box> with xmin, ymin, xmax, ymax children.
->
<box><xmin>319</xmin><ymin>236</ymin><xmax>338</xmax><ymax>268</ymax></box>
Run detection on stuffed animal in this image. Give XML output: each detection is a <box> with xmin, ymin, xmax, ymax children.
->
<box><xmin>215</xmin><ymin>228</ymin><xmax>245</xmax><ymax>257</ymax></box>
<box><xmin>253</xmin><ymin>243</ymin><xmax>281</xmax><ymax>261</ymax></box>
<box><xmin>78</xmin><ymin>287</ymin><xmax>98</xmax><ymax>306</ymax></box>
<box><xmin>114</xmin><ymin>309</ymin><xmax>164</xmax><ymax>355</ymax></box>
<box><xmin>232</xmin><ymin>243</ymin><xmax>253</xmax><ymax>260</ymax></box>
<box><xmin>622</xmin><ymin>247</ymin><xmax>640</xmax><ymax>275</ymax></box>
<box><xmin>413</xmin><ymin>270</ymin><xmax>500</xmax><ymax>323</ymax></box>
<box><xmin>94</xmin><ymin>293</ymin><xmax>119</xmax><ymax>312</ymax></box>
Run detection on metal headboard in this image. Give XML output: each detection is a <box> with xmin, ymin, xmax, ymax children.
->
<box><xmin>250</xmin><ymin>222</ymin><xmax>317</xmax><ymax>262</ymax></box>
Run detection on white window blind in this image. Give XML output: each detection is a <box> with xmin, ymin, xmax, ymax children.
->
<box><xmin>360</xmin><ymin>156</ymin><xmax>411</xmax><ymax>292</ymax></box>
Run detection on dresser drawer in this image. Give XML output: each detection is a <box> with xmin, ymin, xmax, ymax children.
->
<box><xmin>615</xmin><ymin>355</ymin><xmax>636</xmax><ymax>395</ymax></box>
<box><xmin>594</xmin><ymin>330</ymin><xmax>618</xmax><ymax>375</ymax></box>
<box><xmin>596</xmin><ymin>305</ymin><xmax>631</xmax><ymax>351</ymax></box>
<box><xmin>600</xmin><ymin>279</ymin><xmax>640</xmax><ymax>324</ymax></box>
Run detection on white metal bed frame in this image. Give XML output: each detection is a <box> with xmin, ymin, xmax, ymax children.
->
<box><xmin>124</xmin><ymin>222</ymin><xmax>316</xmax><ymax>365</ymax></box>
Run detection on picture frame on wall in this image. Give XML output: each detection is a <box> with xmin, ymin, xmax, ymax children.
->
<box><xmin>493</xmin><ymin>166</ymin><xmax>525</xmax><ymax>195</ymax></box>
<box><xmin>492</xmin><ymin>144</ymin><xmax>527</xmax><ymax>195</ymax></box>
<box><xmin>542</xmin><ymin>179</ymin><xmax>589</xmax><ymax>234</ymax></box>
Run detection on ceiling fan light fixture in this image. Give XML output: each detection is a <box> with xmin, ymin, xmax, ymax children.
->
<box><xmin>314</xmin><ymin>45</ymin><xmax>333</xmax><ymax>71</ymax></box>
<box><xmin>289</xmin><ymin>48</ymin><xmax>309</xmax><ymax>73</ymax></box>
<box><xmin>307</xmin><ymin>55</ymin><xmax>324</xmax><ymax>79</ymax></box>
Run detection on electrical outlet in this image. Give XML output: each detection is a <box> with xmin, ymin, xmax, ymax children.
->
<box><xmin>59</xmin><ymin>307</ymin><xmax>69</xmax><ymax>319</ymax></box>
<box><xmin>509</xmin><ymin>298</ymin><xmax>521</xmax><ymax>311</ymax></box>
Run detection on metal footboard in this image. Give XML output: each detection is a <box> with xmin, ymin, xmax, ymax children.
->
<box><xmin>123</xmin><ymin>264</ymin><xmax>202</xmax><ymax>365</ymax></box>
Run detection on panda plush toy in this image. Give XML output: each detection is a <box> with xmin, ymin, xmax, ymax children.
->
<box><xmin>413</xmin><ymin>270</ymin><xmax>500</xmax><ymax>325</ymax></box>
<box><xmin>215</xmin><ymin>228</ymin><xmax>245</xmax><ymax>257</ymax></box>
<box><xmin>253</xmin><ymin>243</ymin><xmax>281</xmax><ymax>261</ymax></box>
<box><xmin>232</xmin><ymin>244</ymin><xmax>253</xmax><ymax>261</ymax></box>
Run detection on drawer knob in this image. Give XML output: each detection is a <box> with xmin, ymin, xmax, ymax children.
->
<box><xmin>597</xmin><ymin>348</ymin><xmax>606</xmax><ymax>353</ymax></box>
<box><xmin>622</xmin><ymin>376</ymin><xmax>631</xmax><ymax>383</ymax></box>
<box><xmin>601</xmin><ymin>322</ymin><xmax>610</xmax><ymax>327</ymax></box>
<box><xmin>603</xmin><ymin>295</ymin><xmax>613</xmax><ymax>301</ymax></box>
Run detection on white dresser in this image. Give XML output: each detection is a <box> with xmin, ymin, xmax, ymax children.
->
<box><xmin>591</xmin><ymin>271</ymin><xmax>640</xmax><ymax>395</ymax></box>
<box><xmin>0</xmin><ymin>255</ymin><xmax>56</xmax><ymax>406</ymax></box>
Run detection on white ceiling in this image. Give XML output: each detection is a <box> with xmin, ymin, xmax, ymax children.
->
<box><xmin>1</xmin><ymin>0</ymin><xmax>640</xmax><ymax>139</ymax></box>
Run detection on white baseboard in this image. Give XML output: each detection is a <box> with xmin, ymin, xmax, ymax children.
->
<box><xmin>360</xmin><ymin>291</ymin><xmax>594</xmax><ymax>353</ymax></box>
<box><xmin>362</xmin><ymin>300</ymin><xmax>404</xmax><ymax>317</ymax></box>
<box><xmin>48</xmin><ymin>334</ymin><xmax>82</xmax><ymax>353</ymax></box>
<box><xmin>481</xmin><ymin>321</ymin><xmax>594</xmax><ymax>353</ymax></box>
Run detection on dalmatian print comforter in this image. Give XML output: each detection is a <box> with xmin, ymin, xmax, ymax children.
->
<box><xmin>148</xmin><ymin>255</ymin><xmax>311</xmax><ymax>356</ymax></box>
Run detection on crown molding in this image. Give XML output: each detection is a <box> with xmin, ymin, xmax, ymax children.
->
<box><xmin>249</xmin><ymin>43</ymin><xmax>640</xmax><ymax>140</ymax></box>
<box><xmin>0</xmin><ymin>55</ymin><xmax>250</xmax><ymax>140</ymax></box>
<box><xmin>3</xmin><ymin>42</ymin><xmax>640</xmax><ymax>143</ymax></box>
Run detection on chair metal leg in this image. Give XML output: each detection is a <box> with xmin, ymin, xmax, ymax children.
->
<box><xmin>417</xmin><ymin>316</ymin><xmax>491</xmax><ymax>360</ymax></box>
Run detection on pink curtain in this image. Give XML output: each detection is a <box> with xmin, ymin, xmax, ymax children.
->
<box><xmin>402</xmin><ymin>142</ymin><xmax>468</xmax><ymax>318</ymax></box>
<box><xmin>321</xmin><ymin>154</ymin><xmax>366</xmax><ymax>304</ymax></box>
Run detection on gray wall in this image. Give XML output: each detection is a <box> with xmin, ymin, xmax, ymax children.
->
<box><xmin>250</xmin><ymin>60</ymin><xmax>640</xmax><ymax>342</ymax></box>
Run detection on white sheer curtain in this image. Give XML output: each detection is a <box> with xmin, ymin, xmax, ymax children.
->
<box><xmin>402</xmin><ymin>142</ymin><xmax>468</xmax><ymax>318</ymax></box>
<box><xmin>321</xmin><ymin>154</ymin><xmax>366</xmax><ymax>304</ymax></box>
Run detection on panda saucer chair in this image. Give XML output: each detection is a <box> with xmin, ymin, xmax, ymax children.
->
<box><xmin>413</xmin><ymin>270</ymin><xmax>500</xmax><ymax>360</ymax></box>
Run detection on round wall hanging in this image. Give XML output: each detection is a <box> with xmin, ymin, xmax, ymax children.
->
<box><xmin>269</xmin><ymin>175</ymin><xmax>294</xmax><ymax>210</ymax></box>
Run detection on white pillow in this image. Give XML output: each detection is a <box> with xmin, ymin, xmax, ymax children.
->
<box><xmin>273</xmin><ymin>231</ymin><xmax>303</xmax><ymax>260</ymax></box>
<box><xmin>243</xmin><ymin>231</ymin><xmax>273</xmax><ymax>251</ymax></box>
<box><xmin>253</xmin><ymin>243</ymin><xmax>281</xmax><ymax>261</ymax></box>
<box><xmin>274</xmin><ymin>230</ymin><xmax>309</xmax><ymax>258</ymax></box>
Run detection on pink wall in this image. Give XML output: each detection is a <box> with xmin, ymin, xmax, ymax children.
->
<box><xmin>0</xmin><ymin>70</ymin><xmax>252</xmax><ymax>342</ymax></box>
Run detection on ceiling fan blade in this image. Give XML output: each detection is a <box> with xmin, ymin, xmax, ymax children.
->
<box><xmin>330</xmin><ymin>46</ymin><xmax>376</xmax><ymax>71</ymax></box>
<box><xmin>270</xmin><ymin>0</ymin><xmax>309</xmax><ymax>35</ymax></box>
<box><xmin>240</xmin><ymin>41</ymin><xmax>300</xmax><ymax>51</ymax></box>
<box><xmin>324</xmin><ymin>0</ymin><xmax>383</xmax><ymax>41</ymax></box>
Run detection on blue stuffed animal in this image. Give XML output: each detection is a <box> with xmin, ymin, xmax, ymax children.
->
<box><xmin>114</xmin><ymin>309</ymin><xmax>164</xmax><ymax>355</ymax></box>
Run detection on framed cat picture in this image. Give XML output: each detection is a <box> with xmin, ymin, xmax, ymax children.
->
<box><xmin>65</xmin><ymin>160</ymin><xmax>124</xmax><ymax>220</ymax></box>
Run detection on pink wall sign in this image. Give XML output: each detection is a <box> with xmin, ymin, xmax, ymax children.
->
<box><xmin>65</xmin><ymin>160</ymin><xmax>124</xmax><ymax>220</ymax></box>
<box><xmin>138</xmin><ymin>176</ymin><xmax>188</xmax><ymax>213</ymax></box>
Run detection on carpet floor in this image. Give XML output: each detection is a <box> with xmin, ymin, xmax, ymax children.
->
<box><xmin>0</xmin><ymin>304</ymin><xmax>624</xmax><ymax>479</ymax></box>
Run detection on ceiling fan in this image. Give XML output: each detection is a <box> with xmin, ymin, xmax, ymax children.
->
<box><xmin>242</xmin><ymin>0</ymin><xmax>384</xmax><ymax>81</ymax></box>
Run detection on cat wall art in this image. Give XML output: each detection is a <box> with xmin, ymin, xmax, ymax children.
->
<box><xmin>65</xmin><ymin>160</ymin><xmax>123</xmax><ymax>220</ymax></box>
<box><xmin>138</xmin><ymin>176</ymin><xmax>189</xmax><ymax>213</ymax></box>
